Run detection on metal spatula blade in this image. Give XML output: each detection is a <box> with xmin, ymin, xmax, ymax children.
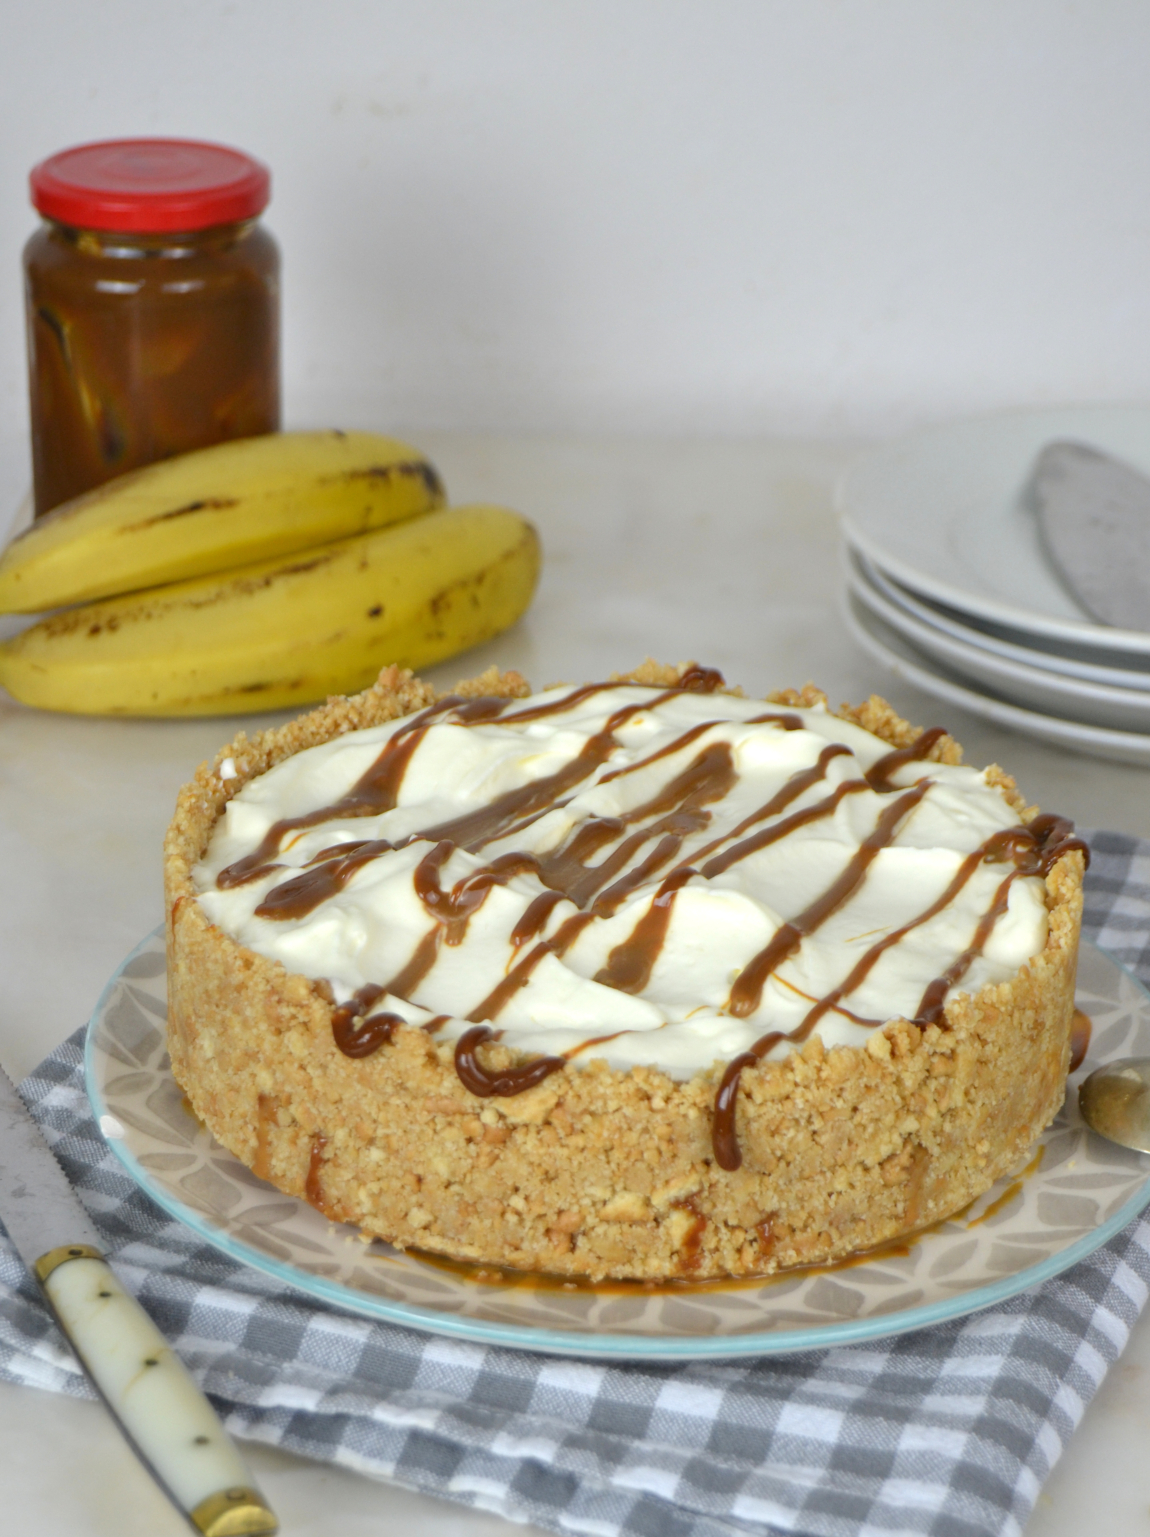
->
<box><xmin>1032</xmin><ymin>440</ymin><xmax>1150</xmax><ymax>631</ymax></box>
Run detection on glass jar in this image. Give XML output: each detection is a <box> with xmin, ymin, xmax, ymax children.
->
<box><xmin>24</xmin><ymin>138</ymin><xmax>280</xmax><ymax>517</ymax></box>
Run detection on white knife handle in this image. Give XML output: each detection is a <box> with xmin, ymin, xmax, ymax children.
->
<box><xmin>36</xmin><ymin>1246</ymin><xmax>277</xmax><ymax>1537</ymax></box>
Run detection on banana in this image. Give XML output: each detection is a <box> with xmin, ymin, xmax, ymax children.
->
<box><xmin>0</xmin><ymin>504</ymin><xmax>539</xmax><ymax>716</ymax></box>
<box><xmin>0</xmin><ymin>430</ymin><xmax>444</xmax><ymax>614</ymax></box>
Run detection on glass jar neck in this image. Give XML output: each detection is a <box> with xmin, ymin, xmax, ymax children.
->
<box><xmin>45</xmin><ymin>217</ymin><xmax>259</xmax><ymax>259</ymax></box>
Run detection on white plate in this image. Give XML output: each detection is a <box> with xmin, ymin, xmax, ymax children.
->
<box><xmin>854</xmin><ymin>544</ymin><xmax>1150</xmax><ymax>689</ymax></box>
<box><xmin>844</xmin><ymin>549</ymin><xmax>1150</xmax><ymax>734</ymax></box>
<box><xmin>87</xmin><ymin>930</ymin><xmax>1150</xmax><ymax>1361</ymax></box>
<box><xmin>838</xmin><ymin>405</ymin><xmax>1150</xmax><ymax>657</ymax></box>
<box><xmin>842</xmin><ymin>588</ymin><xmax>1150</xmax><ymax>767</ymax></box>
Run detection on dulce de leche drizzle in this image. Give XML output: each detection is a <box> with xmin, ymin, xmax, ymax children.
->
<box><xmin>218</xmin><ymin>693</ymin><xmax>511</xmax><ymax>891</ymax></box>
<box><xmin>212</xmin><ymin>675</ymin><xmax>1089</xmax><ymax>1173</ymax></box>
<box><xmin>864</xmin><ymin>726</ymin><xmax>949</xmax><ymax>794</ymax></box>
<box><xmin>711</xmin><ymin>809</ymin><xmax>1090</xmax><ymax>1171</ymax></box>
<box><xmin>248</xmin><ymin>672</ymin><xmax>728</xmax><ymax>922</ymax></box>
<box><xmin>911</xmin><ymin>814</ymin><xmax>1089</xmax><ymax>1028</ymax></box>
<box><xmin>454</xmin><ymin>1025</ymin><xmax>566</xmax><ymax>1097</ymax></box>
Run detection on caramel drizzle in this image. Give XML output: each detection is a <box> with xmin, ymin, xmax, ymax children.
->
<box><xmin>219</xmin><ymin>681</ymin><xmax>1090</xmax><ymax>1177</ymax></box>
<box><xmin>290</xmin><ymin>671</ymin><xmax>735</xmax><ymax>1071</ymax></box>
<box><xmin>249</xmin><ymin>683</ymin><xmax>735</xmax><ymax>922</ymax></box>
<box><xmin>911</xmin><ymin>814</ymin><xmax>1089</xmax><ymax>1027</ymax></box>
<box><xmin>454</xmin><ymin>1025</ymin><xmax>565</xmax><ymax>1096</ymax></box>
<box><xmin>711</xmin><ymin>809</ymin><xmax>1090</xmax><ymax>1170</ymax></box>
<box><xmin>331</xmin><ymin>984</ymin><xmax>405</xmax><ymax>1058</ymax></box>
<box><xmin>255</xmin><ymin>707</ymin><xmax>947</xmax><ymax>1062</ymax></box>
<box><xmin>711</xmin><ymin>784</ymin><xmax>935</xmax><ymax>1170</ymax></box>
<box><xmin>473</xmin><ymin>741</ymin><xmax>859</xmax><ymax>1015</ymax></box>
<box><xmin>696</xmin><ymin>760</ymin><xmax>863</xmax><ymax>882</ymax></box>
<box><xmin>672</xmin><ymin>1196</ymin><xmax>708</xmax><ymax>1270</ymax></box>
<box><xmin>380</xmin><ymin>928</ymin><xmax>443</xmax><ymax>1001</ymax></box>
<box><xmin>331</xmin><ymin>988</ymin><xmax>449</xmax><ymax>1058</ymax></box>
<box><xmin>911</xmin><ymin>870</ymin><xmax>1020</xmax><ymax>1030</ymax></box>
<box><xmin>594</xmin><ymin>865</ymin><xmax>699</xmax><ymax>994</ymax></box>
<box><xmin>597</xmin><ymin>709</ymin><xmax>799</xmax><ymax>788</ymax></box>
<box><xmin>305</xmin><ymin>1133</ymin><xmax>332</xmax><ymax>1215</ymax></box>
<box><xmin>726</xmin><ymin>783</ymin><xmax>932</xmax><ymax>1021</ymax></box>
<box><xmin>1069</xmin><ymin>1009</ymin><xmax>1092</xmax><ymax>1074</ymax></box>
<box><xmin>464</xmin><ymin>739</ymin><xmax>739</xmax><ymax>1019</ymax></box>
<box><xmin>218</xmin><ymin>693</ymin><xmax>510</xmax><ymax>890</ymax></box>
<box><xmin>865</xmin><ymin>726</ymin><xmax>949</xmax><ymax>793</ymax></box>
<box><xmin>789</xmin><ymin>832</ymin><xmax>1024</xmax><ymax>1040</ymax></box>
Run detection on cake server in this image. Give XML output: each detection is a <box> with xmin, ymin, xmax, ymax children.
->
<box><xmin>1031</xmin><ymin>440</ymin><xmax>1150</xmax><ymax>630</ymax></box>
<box><xmin>0</xmin><ymin>1062</ymin><xmax>277</xmax><ymax>1536</ymax></box>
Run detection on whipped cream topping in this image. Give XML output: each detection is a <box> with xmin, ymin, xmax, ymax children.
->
<box><xmin>194</xmin><ymin>677</ymin><xmax>1054</xmax><ymax>1086</ymax></box>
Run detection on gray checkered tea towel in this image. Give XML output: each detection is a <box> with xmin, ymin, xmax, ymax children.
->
<box><xmin>2</xmin><ymin>830</ymin><xmax>1150</xmax><ymax>1537</ymax></box>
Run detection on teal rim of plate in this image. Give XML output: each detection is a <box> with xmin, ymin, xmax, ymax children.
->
<box><xmin>85</xmin><ymin>928</ymin><xmax>1150</xmax><ymax>1361</ymax></box>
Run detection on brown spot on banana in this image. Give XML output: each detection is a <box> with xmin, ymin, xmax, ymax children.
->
<box><xmin>206</xmin><ymin>677</ymin><xmax>310</xmax><ymax>699</ymax></box>
<box><xmin>321</xmin><ymin>460</ymin><xmax>445</xmax><ymax>502</ymax></box>
<box><xmin>41</xmin><ymin>548</ymin><xmax>348</xmax><ymax>639</ymax></box>
<box><xmin>276</xmin><ymin>554</ymin><xmax>337</xmax><ymax>577</ymax></box>
<box><xmin>122</xmin><ymin>496</ymin><xmax>239</xmax><ymax>530</ymax></box>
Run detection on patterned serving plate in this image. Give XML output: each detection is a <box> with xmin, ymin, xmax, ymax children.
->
<box><xmin>86</xmin><ymin>932</ymin><xmax>1150</xmax><ymax>1360</ymax></box>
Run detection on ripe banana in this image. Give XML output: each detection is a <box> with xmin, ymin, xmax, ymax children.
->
<box><xmin>0</xmin><ymin>430</ymin><xmax>444</xmax><ymax>614</ymax></box>
<box><xmin>0</xmin><ymin>504</ymin><xmax>539</xmax><ymax>716</ymax></box>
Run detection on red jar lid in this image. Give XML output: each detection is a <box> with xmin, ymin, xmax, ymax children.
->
<box><xmin>29</xmin><ymin>138</ymin><xmax>270</xmax><ymax>233</ymax></box>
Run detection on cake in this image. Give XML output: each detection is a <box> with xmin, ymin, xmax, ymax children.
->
<box><xmin>164</xmin><ymin>661</ymin><xmax>1086</xmax><ymax>1281</ymax></box>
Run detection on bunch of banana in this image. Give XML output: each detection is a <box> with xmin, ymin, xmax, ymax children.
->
<box><xmin>0</xmin><ymin>432</ymin><xmax>541</xmax><ymax>716</ymax></box>
<box><xmin>0</xmin><ymin>430</ymin><xmax>445</xmax><ymax>611</ymax></box>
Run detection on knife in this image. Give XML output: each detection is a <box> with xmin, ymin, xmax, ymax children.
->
<box><xmin>0</xmin><ymin>1063</ymin><xmax>277</xmax><ymax>1536</ymax></box>
<box><xmin>1031</xmin><ymin>439</ymin><xmax>1150</xmax><ymax>630</ymax></box>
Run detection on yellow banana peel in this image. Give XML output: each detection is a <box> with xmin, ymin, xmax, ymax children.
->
<box><xmin>0</xmin><ymin>430</ymin><xmax>444</xmax><ymax>613</ymax></box>
<box><xmin>0</xmin><ymin>503</ymin><xmax>540</xmax><ymax>716</ymax></box>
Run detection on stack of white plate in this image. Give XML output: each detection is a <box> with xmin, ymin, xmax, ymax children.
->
<box><xmin>838</xmin><ymin>405</ymin><xmax>1150</xmax><ymax>767</ymax></box>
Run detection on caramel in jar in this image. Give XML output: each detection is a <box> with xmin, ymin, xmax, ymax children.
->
<box><xmin>24</xmin><ymin>139</ymin><xmax>280</xmax><ymax>516</ymax></box>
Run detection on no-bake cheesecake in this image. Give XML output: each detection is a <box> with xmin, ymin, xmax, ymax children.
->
<box><xmin>164</xmin><ymin>661</ymin><xmax>1085</xmax><ymax>1280</ymax></box>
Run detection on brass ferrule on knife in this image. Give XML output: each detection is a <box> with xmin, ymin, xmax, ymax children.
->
<box><xmin>191</xmin><ymin>1486</ymin><xmax>279</xmax><ymax>1537</ymax></box>
<box><xmin>33</xmin><ymin>1241</ymin><xmax>104</xmax><ymax>1283</ymax></box>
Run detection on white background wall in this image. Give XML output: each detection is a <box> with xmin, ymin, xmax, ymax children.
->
<box><xmin>3</xmin><ymin>0</ymin><xmax>1150</xmax><ymax>498</ymax></box>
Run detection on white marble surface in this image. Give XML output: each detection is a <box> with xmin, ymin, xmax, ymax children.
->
<box><xmin>1</xmin><ymin>432</ymin><xmax>1148</xmax><ymax>1535</ymax></box>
